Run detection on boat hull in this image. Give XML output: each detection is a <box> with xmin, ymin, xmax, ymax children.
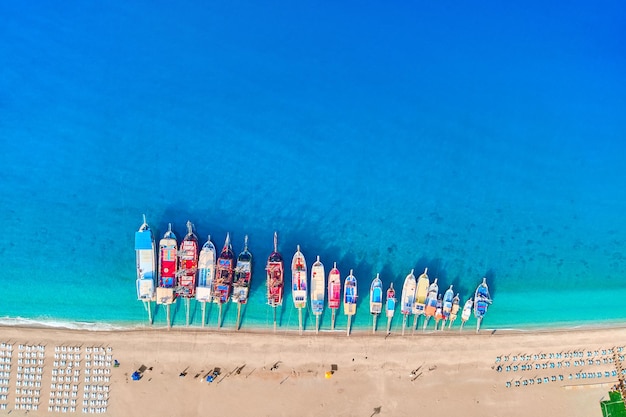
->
<box><xmin>413</xmin><ymin>271</ymin><xmax>429</xmax><ymax>314</ymax></box>
<box><xmin>310</xmin><ymin>261</ymin><xmax>325</xmax><ymax>315</ymax></box>
<box><xmin>343</xmin><ymin>275</ymin><xmax>357</xmax><ymax>316</ymax></box>
<box><xmin>400</xmin><ymin>273</ymin><xmax>416</xmax><ymax>316</ymax></box>
<box><xmin>266</xmin><ymin>261</ymin><xmax>284</xmax><ymax>306</ymax></box>
<box><xmin>213</xmin><ymin>257</ymin><xmax>234</xmax><ymax>304</ymax></box>
<box><xmin>158</xmin><ymin>238</ymin><xmax>178</xmax><ymax>290</ymax></box>
<box><xmin>135</xmin><ymin>226</ymin><xmax>156</xmax><ymax>301</ymax></box>
<box><xmin>385</xmin><ymin>286</ymin><xmax>396</xmax><ymax>318</ymax></box>
<box><xmin>232</xmin><ymin>260</ymin><xmax>252</xmax><ymax>304</ymax></box>
<box><xmin>177</xmin><ymin>238</ymin><xmax>198</xmax><ymax>298</ymax></box>
<box><xmin>328</xmin><ymin>279</ymin><xmax>341</xmax><ymax>309</ymax></box>
<box><xmin>291</xmin><ymin>249</ymin><xmax>307</xmax><ymax>309</ymax></box>
<box><xmin>370</xmin><ymin>290</ymin><xmax>382</xmax><ymax>314</ymax></box>
<box><xmin>474</xmin><ymin>280</ymin><xmax>491</xmax><ymax>320</ymax></box>
<box><xmin>196</xmin><ymin>241</ymin><xmax>216</xmax><ymax>302</ymax></box>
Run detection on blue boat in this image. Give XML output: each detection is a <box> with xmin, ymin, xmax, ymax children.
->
<box><xmin>135</xmin><ymin>215</ymin><xmax>156</xmax><ymax>302</ymax></box>
<box><xmin>441</xmin><ymin>285</ymin><xmax>455</xmax><ymax>328</ymax></box>
<box><xmin>370</xmin><ymin>274</ymin><xmax>383</xmax><ymax>334</ymax></box>
<box><xmin>370</xmin><ymin>274</ymin><xmax>383</xmax><ymax>315</ymax></box>
<box><xmin>474</xmin><ymin>278</ymin><xmax>493</xmax><ymax>333</ymax></box>
<box><xmin>135</xmin><ymin>215</ymin><xmax>156</xmax><ymax>324</ymax></box>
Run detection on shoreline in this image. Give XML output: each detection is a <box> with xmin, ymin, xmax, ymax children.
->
<box><xmin>4</xmin><ymin>323</ymin><xmax>626</xmax><ymax>341</ymax></box>
<box><xmin>2</xmin><ymin>315</ymin><xmax>626</xmax><ymax>335</ymax></box>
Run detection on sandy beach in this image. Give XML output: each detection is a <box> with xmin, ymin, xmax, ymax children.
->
<box><xmin>0</xmin><ymin>325</ymin><xmax>624</xmax><ymax>417</ymax></box>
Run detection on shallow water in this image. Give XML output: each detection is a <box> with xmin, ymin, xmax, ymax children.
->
<box><xmin>1</xmin><ymin>1</ymin><xmax>625</xmax><ymax>331</ymax></box>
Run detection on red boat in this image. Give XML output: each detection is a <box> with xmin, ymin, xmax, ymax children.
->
<box><xmin>158</xmin><ymin>224</ymin><xmax>178</xmax><ymax>290</ymax></box>
<box><xmin>176</xmin><ymin>221</ymin><xmax>198</xmax><ymax>298</ymax></box>
<box><xmin>266</xmin><ymin>232</ymin><xmax>284</xmax><ymax>307</ymax></box>
<box><xmin>327</xmin><ymin>262</ymin><xmax>341</xmax><ymax>309</ymax></box>
<box><xmin>327</xmin><ymin>262</ymin><xmax>341</xmax><ymax>330</ymax></box>
<box><xmin>213</xmin><ymin>233</ymin><xmax>235</xmax><ymax>304</ymax></box>
<box><xmin>157</xmin><ymin>223</ymin><xmax>178</xmax><ymax>326</ymax></box>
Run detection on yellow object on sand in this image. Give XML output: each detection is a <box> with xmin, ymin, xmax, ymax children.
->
<box><xmin>325</xmin><ymin>371</ymin><xmax>332</xmax><ymax>379</ymax></box>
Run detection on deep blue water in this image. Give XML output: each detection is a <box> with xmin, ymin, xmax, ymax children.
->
<box><xmin>1</xmin><ymin>0</ymin><xmax>625</xmax><ymax>331</ymax></box>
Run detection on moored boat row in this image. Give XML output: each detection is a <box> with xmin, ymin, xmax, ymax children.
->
<box><xmin>134</xmin><ymin>216</ymin><xmax>494</xmax><ymax>333</ymax></box>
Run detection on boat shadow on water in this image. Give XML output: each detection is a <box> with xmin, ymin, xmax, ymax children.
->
<box><xmin>484</xmin><ymin>268</ymin><xmax>497</xmax><ymax>298</ymax></box>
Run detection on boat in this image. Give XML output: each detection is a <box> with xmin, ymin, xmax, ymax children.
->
<box><xmin>460</xmin><ymin>298</ymin><xmax>473</xmax><ymax>330</ymax></box>
<box><xmin>196</xmin><ymin>235</ymin><xmax>216</xmax><ymax>327</ymax></box>
<box><xmin>291</xmin><ymin>245</ymin><xmax>307</xmax><ymax>334</ymax></box>
<box><xmin>385</xmin><ymin>283</ymin><xmax>396</xmax><ymax>334</ymax></box>
<box><xmin>441</xmin><ymin>285</ymin><xmax>455</xmax><ymax>329</ymax></box>
<box><xmin>412</xmin><ymin>268</ymin><xmax>429</xmax><ymax>331</ymax></box>
<box><xmin>157</xmin><ymin>223</ymin><xmax>177</xmax><ymax>327</ymax></box>
<box><xmin>177</xmin><ymin>221</ymin><xmax>198</xmax><ymax>298</ymax></box>
<box><xmin>135</xmin><ymin>215</ymin><xmax>156</xmax><ymax>323</ymax></box>
<box><xmin>266</xmin><ymin>232</ymin><xmax>284</xmax><ymax>330</ymax></box>
<box><xmin>343</xmin><ymin>269</ymin><xmax>357</xmax><ymax>336</ymax></box>
<box><xmin>422</xmin><ymin>278</ymin><xmax>439</xmax><ymax>330</ymax></box>
<box><xmin>158</xmin><ymin>224</ymin><xmax>178</xmax><ymax>290</ymax></box>
<box><xmin>434</xmin><ymin>294</ymin><xmax>444</xmax><ymax>330</ymax></box>
<box><xmin>474</xmin><ymin>278</ymin><xmax>492</xmax><ymax>333</ymax></box>
<box><xmin>310</xmin><ymin>256</ymin><xmax>325</xmax><ymax>334</ymax></box>
<box><xmin>400</xmin><ymin>269</ymin><xmax>416</xmax><ymax>335</ymax></box>
<box><xmin>232</xmin><ymin>235</ymin><xmax>252</xmax><ymax>304</ymax></box>
<box><xmin>177</xmin><ymin>221</ymin><xmax>199</xmax><ymax>325</ymax></box>
<box><xmin>370</xmin><ymin>274</ymin><xmax>383</xmax><ymax>334</ymax></box>
<box><xmin>232</xmin><ymin>235</ymin><xmax>252</xmax><ymax>330</ymax></box>
<box><xmin>447</xmin><ymin>293</ymin><xmax>461</xmax><ymax>329</ymax></box>
<box><xmin>327</xmin><ymin>262</ymin><xmax>341</xmax><ymax>330</ymax></box>
<box><xmin>213</xmin><ymin>233</ymin><xmax>235</xmax><ymax>327</ymax></box>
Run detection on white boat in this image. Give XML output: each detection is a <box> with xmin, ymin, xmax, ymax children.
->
<box><xmin>370</xmin><ymin>274</ymin><xmax>383</xmax><ymax>334</ymax></box>
<box><xmin>400</xmin><ymin>269</ymin><xmax>416</xmax><ymax>335</ymax></box>
<box><xmin>135</xmin><ymin>215</ymin><xmax>156</xmax><ymax>323</ymax></box>
<box><xmin>196</xmin><ymin>235</ymin><xmax>216</xmax><ymax>327</ymax></box>
<box><xmin>291</xmin><ymin>245</ymin><xmax>307</xmax><ymax>309</ymax></box>
<box><xmin>460</xmin><ymin>298</ymin><xmax>473</xmax><ymax>331</ymax></box>
<box><xmin>291</xmin><ymin>245</ymin><xmax>307</xmax><ymax>334</ymax></box>
<box><xmin>310</xmin><ymin>256</ymin><xmax>325</xmax><ymax>334</ymax></box>
<box><xmin>196</xmin><ymin>236</ymin><xmax>216</xmax><ymax>302</ymax></box>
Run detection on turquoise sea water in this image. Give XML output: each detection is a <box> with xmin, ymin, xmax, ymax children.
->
<box><xmin>1</xmin><ymin>1</ymin><xmax>625</xmax><ymax>332</ymax></box>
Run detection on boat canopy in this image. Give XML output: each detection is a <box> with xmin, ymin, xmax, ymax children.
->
<box><xmin>135</xmin><ymin>231</ymin><xmax>153</xmax><ymax>250</ymax></box>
